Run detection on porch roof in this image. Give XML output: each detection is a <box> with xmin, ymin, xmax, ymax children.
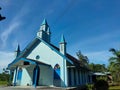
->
<box><xmin>8</xmin><ymin>57</ymin><xmax>51</xmax><ymax>69</ymax></box>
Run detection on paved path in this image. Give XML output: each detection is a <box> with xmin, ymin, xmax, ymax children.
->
<box><xmin>0</xmin><ymin>86</ymin><xmax>74</xmax><ymax>90</ymax></box>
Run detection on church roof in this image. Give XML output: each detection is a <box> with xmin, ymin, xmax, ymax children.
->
<box><xmin>8</xmin><ymin>37</ymin><xmax>89</xmax><ymax>70</ymax></box>
<box><xmin>8</xmin><ymin>57</ymin><xmax>51</xmax><ymax>69</ymax></box>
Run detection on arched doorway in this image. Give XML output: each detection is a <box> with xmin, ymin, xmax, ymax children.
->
<box><xmin>54</xmin><ymin>64</ymin><xmax>61</xmax><ymax>86</ymax></box>
<box><xmin>33</xmin><ymin>65</ymin><xmax>40</xmax><ymax>86</ymax></box>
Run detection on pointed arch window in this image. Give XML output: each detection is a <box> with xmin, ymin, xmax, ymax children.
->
<box><xmin>54</xmin><ymin>64</ymin><xmax>60</xmax><ymax>79</ymax></box>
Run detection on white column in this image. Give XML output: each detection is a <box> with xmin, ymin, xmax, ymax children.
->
<box><xmin>13</xmin><ymin>67</ymin><xmax>18</xmax><ymax>86</ymax></box>
<box><xmin>12</xmin><ymin>69</ymin><xmax>16</xmax><ymax>84</ymax></box>
<box><xmin>65</xmin><ymin>62</ymin><xmax>68</xmax><ymax>87</ymax></box>
<box><xmin>61</xmin><ymin>59</ymin><xmax>68</xmax><ymax>87</ymax></box>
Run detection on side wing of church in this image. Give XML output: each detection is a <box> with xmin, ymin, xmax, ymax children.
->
<box><xmin>8</xmin><ymin>19</ymin><xmax>92</xmax><ymax>87</ymax></box>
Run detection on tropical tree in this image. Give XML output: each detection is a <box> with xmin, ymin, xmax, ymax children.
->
<box><xmin>89</xmin><ymin>63</ymin><xmax>107</xmax><ymax>73</ymax></box>
<box><xmin>109</xmin><ymin>48</ymin><xmax>120</xmax><ymax>60</ymax></box>
<box><xmin>109</xmin><ymin>48</ymin><xmax>120</xmax><ymax>82</ymax></box>
<box><xmin>76</xmin><ymin>50</ymin><xmax>89</xmax><ymax>66</ymax></box>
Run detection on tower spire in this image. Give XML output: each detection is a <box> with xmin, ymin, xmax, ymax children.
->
<box><xmin>17</xmin><ymin>44</ymin><xmax>20</xmax><ymax>52</ymax></box>
<box><xmin>60</xmin><ymin>34</ymin><xmax>65</xmax><ymax>43</ymax></box>
<box><xmin>41</xmin><ymin>18</ymin><xmax>48</xmax><ymax>25</ymax></box>
<box><xmin>59</xmin><ymin>34</ymin><xmax>67</xmax><ymax>55</ymax></box>
<box><xmin>15</xmin><ymin>44</ymin><xmax>21</xmax><ymax>58</ymax></box>
<box><xmin>37</xmin><ymin>19</ymin><xmax>51</xmax><ymax>43</ymax></box>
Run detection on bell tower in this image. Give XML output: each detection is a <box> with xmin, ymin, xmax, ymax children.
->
<box><xmin>59</xmin><ymin>35</ymin><xmax>67</xmax><ymax>55</ymax></box>
<box><xmin>37</xmin><ymin>19</ymin><xmax>51</xmax><ymax>43</ymax></box>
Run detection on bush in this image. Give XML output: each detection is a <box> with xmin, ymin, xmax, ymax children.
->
<box><xmin>86</xmin><ymin>84</ymin><xmax>93</xmax><ymax>90</ymax></box>
<box><xmin>93</xmin><ymin>80</ymin><xmax>109</xmax><ymax>90</ymax></box>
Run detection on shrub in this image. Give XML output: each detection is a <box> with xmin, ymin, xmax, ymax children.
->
<box><xmin>93</xmin><ymin>80</ymin><xmax>109</xmax><ymax>90</ymax></box>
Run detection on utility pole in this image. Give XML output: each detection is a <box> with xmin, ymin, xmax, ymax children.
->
<box><xmin>0</xmin><ymin>7</ymin><xmax>6</xmax><ymax>21</ymax></box>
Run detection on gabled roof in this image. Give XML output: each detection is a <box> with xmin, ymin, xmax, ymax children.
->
<box><xmin>9</xmin><ymin>36</ymin><xmax>89</xmax><ymax>70</ymax></box>
<box><xmin>8</xmin><ymin>37</ymin><xmax>73</xmax><ymax>68</ymax></box>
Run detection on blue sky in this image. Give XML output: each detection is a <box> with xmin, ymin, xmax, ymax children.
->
<box><xmin>0</xmin><ymin>0</ymin><xmax>120</xmax><ymax>73</ymax></box>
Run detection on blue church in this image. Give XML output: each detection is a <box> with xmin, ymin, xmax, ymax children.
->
<box><xmin>8</xmin><ymin>19</ymin><xmax>92</xmax><ymax>87</ymax></box>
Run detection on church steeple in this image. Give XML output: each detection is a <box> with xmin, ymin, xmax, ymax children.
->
<box><xmin>37</xmin><ymin>19</ymin><xmax>51</xmax><ymax>43</ymax></box>
<box><xmin>59</xmin><ymin>34</ymin><xmax>67</xmax><ymax>55</ymax></box>
<box><xmin>60</xmin><ymin>34</ymin><xmax>65</xmax><ymax>43</ymax></box>
<box><xmin>40</xmin><ymin>19</ymin><xmax>48</xmax><ymax>31</ymax></box>
<box><xmin>15</xmin><ymin>44</ymin><xmax>21</xmax><ymax>58</ymax></box>
<box><xmin>41</xmin><ymin>19</ymin><xmax>48</xmax><ymax>25</ymax></box>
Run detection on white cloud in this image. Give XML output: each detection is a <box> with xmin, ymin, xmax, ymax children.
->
<box><xmin>0</xmin><ymin>51</ymin><xmax>14</xmax><ymax>73</ymax></box>
<box><xmin>0</xmin><ymin>22</ymin><xmax>20</xmax><ymax>48</ymax></box>
<box><xmin>0</xmin><ymin>2</ymin><xmax>31</xmax><ymax>48</ymax></box>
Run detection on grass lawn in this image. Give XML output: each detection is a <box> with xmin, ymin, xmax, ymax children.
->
<box><xmin>109</xmin><ymin>86</ymin><xmax>120</xmax><ymax>90</ymax></box>
<box><xmin>0</xmin><ymin>81</ymin><xmax>8</xmax><ymax>86</ymax></box>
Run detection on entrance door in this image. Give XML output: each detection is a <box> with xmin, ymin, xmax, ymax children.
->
<box><xmin>33</xmin><ymin>65</ymin><xmax>40</xmax><ymax>86</ymax></box>
<box><xmin>54</xmin><ymin>64</ymin><xmax>61</xmax><ymax>86</ymax></box>
<box><xmin>17</xmin><ymin>68</ymin><xmax>22</xmax><ymax>85</ymax></box>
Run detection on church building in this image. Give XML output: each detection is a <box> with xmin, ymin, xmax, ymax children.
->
<box><xmin>8</xmin><ymin>19</ymin><xmax>92</xmax><ymax>87</ymax></box>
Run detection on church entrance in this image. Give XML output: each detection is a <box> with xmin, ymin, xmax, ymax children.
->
<box><xmin>17</xmin><ymin>68</ymin><xmax>22</xmax><ymax>85</ymax></box>
<box><xmin>33</xmin><ymin>65</ymin><xmax>40</xmax><ymax>86</ymax></box>
<box><xmin>53</xmin><ymin>64</ymin><xmax>61</xmax><ymax>87</ymax></box>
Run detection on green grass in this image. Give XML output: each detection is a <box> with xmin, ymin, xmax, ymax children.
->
<box><xmin>109</xmin><ymin>86</ymin><xmax>120</xmax><ymax>90</ymax></box>
<box><xmin>0</xmin><ymin>81</ymin><xmax>8</xmax><ymax>86</ymax></box>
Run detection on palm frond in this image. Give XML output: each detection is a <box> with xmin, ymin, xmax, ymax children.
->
<box><xmin>109</xmin><ymin>62</ymin><xmax>120</xmax><ymax>71</ymax></box>
<box><xmin>109</xmin><ymin>48</ymin><xmax>116</xmax><ymax>52</ymax></box>
<box><xmin>109</xmin><ymin>57</ymin><xmax>118</xmax><ymax>62</ymax></box>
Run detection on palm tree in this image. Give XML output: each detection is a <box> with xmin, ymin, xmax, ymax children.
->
<box><xmin>109</xmin><ymin>48</ymin><xmax>120</xmax><ymax>82</ymax></box>
<box><xmin>109</xmin><ymin>48</ymin><xmax>120</xmax><ymax>67</ymax></box>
